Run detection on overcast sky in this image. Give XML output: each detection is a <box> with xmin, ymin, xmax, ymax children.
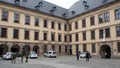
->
<box><xmin>44</xmin><ymin>0</ymin><xmax>79</xmax><ymax>9</ymax></box>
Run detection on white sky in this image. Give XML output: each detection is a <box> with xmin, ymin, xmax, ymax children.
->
<box><xmin>44</xmin><ymin>0</ymin><xmax>79</xmax><ymax>9</ymax></box>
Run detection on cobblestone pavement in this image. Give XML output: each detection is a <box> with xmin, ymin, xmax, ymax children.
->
<box><xmin>58</xmin><ymin>56</ymin><xmax>120</xmax><ymax>68</ymax></box>
<box><xmin>0</xmin><ymin>56</ymin><xmax>120</xmax><ymax>68</ymax></box>
<box><xmin>0</xmin><ymin>58</ymin><xmax>55</xmax><ymax>68</ymax></box>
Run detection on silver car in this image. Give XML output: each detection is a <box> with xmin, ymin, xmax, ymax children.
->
<box><xmin>2</xmin><ymin>52</ymin><xmax>13</xmax><ymax>60</ymax></box>
<box><xmin>28</xmin><ymin>51</ymin><xmax>38</xmax><ymax>59</ymax></box>
<box><xmin>79</xmin><ymin>52</ymin><xmax>92</xmax><ymax>58</ymax></box>
<box><xmin>44</xmin><ymin>51</ymin><xmax>57</xmax><ymax>58</ymax></box>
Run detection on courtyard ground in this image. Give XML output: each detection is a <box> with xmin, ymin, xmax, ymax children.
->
<box><xmin>0</xmin><ymin>56</ymin><xmax>120</xmax><ymax>68</ymax></box>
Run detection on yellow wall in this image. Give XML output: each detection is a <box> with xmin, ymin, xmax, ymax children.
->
<box><xmin>68</xmin><ymin>2</ymin><xmax>120</xmax><ymax>56</ymax></box>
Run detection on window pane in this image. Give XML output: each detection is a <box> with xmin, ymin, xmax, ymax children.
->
<box><xmin>115</xmin><ymin>9</ymin><xmax>120</xmax><ymax>19</ymax></box>
<box><xmin>75</xmin><ymin>22</ymin><xmax>78</xmax><ymax>29</ymax></box>
<box><xmin>58</xmin><ymin>23</ymin><xmax>61</xmax><ymax>30</ymax></box>
<box><xmin>34</xmin><ymin>31</ymin><xmax>39</xmax><ymax>40</ymax></box>
<box><xmin>83</xmin><ymin>32</ymin><xmax>86</xmax><ymax>41</ymax></box>
<box><xmin>82</xmin><ymin>19</ymin><xmax>86</xmax><ymax>28</ymax></box>
<box><xmin>24</xmin><ymin>30</ymin><xmax>29</xmax><ymax>39</ymax></box>
<box><xmin>75</xmin><ymin>33</ymin><xmax>79</xmax><ymax>41</ymax></box>
<box><xmin>1</xmin><ymin>28</ymin><xmax>7</xmax><ymax>38</ymax></box>
<box><xmin>44</xmin><ymin>32</ymin><xmax>47</xmax><ymax>40</ymax></box>
<box><xmin>14</xmin><ymin>13</ymin><xmax>19</xmax><ymax>23</ymax></box>
<box><xmin>83</xmin><ymin>44</ymin><xmax>87</xmax><ymax>52</ymax></box>
<box><xmin>69</xmin><ymin>24</ymin><xmax>72</xmax><ymax>31</ymax></box>
<box><xmin>51</xmin><ymin>33</ymin><xmax>55</xmax><ymax>41</ymax></box>
<box><xmin>105</xmin><ymin>28</ymin><xmax>110</xmax><ymax>38</ymax></box>
<box><xmin>59</xmin><ymin>46</ymin><xmax>61</xmax><ymax>53</ymax></box>
<box><xmin>117</xmin><ymin>42</ymin><xmax>120</xmax><ymax>53</ymax></box>
<box><xmin>116</xmin><ymin>26</ymin><xmax>120</xmax><ymax>37</ymax></box>
<box><xmin>91</xmin><ymin>30</ymin><xmax>95</xmax><ymax>40</ymax></box>
<box><xmin>58</xmin><ymin>34</ymin><xmax>61</xmax><ymax>41</ymax></box>
<box><xmin>64</xmin><ymin>24</ymin><xmax>67</xmax><ymax>31</ymax></box>
<box><xmin>51</xmin><ymin>22</ymin><xmax>55</xmax><ymax>29</ymax></box>
<box><xmin>90</xmin><ymin>16</ymin><xmax>95</xmax><ymax>25</ymax></box>
<box><xmin>104</xmin><ymin>12</ymin><xmax>110</xmax><ymax>22</ymax></box>
<box><xmin>13</xmin><ymin>29</ymin><xmax>19</xmax><ymax>39</ymax></box>
<box><xmin>92</xmin><ymin>44</ymin><xmax>96</xmax><ymax>53</ymax></box>
<box><xmin>25</xmin><ymin>15</ymin><xmax>30</xmax><ymax>25</ymax></box>
<box><xmin>44</xmin><ymin>19</ymin><xmax>47</xmax><ymax>27</ymax></box>
<box><xmin>99</xmin><ymin>29</ymin><xmax>103</xmax><ymax>39</ymax></box>
<box><xmin>98</xmin><ymin>14</ymin><xmax>104</xmax><ymax>23</ymax></box>
<box><xmin>2</xmin><ymin>11</ymin><xmax>8</xmax><ymax>21</ymax></box>
<box><xmin>35</xmin><ymin>18</ymin><xmax>39</xmax><ymax>26</ymax></box>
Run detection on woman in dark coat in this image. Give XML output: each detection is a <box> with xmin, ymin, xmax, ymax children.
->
<box><xmin>86</xmin><ymin>51</ymin><xmax>90</xmax><ymax>62</ymax></box>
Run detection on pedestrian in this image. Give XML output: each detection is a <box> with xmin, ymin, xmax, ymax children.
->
<box><xmin>25</xmin><ymin>54</ymin><xmax>28</xmax><ymax>63</ymax></box>
<box><xmin>86</xmin><ymin>51</ymin><xmax>90</xmax><ymax>62</ymax></box>
<box><xmin>25</xmin><ymin>51</ymin><xmax>29</xmax><ymax>63</ymax></box>
<box><xmin>11</xmin><ymin>53</ymin><xmax>16</xmax><ymax>64</ymax></box>
<box><xmin>105</xmin><ymin>52</ymin><xmax>107</xmax><ymax>58</ymax></box>
<box><xmin>76</xmin><ymin>51</ymin><xmax>80</xmax><ymax>61</ymax></box>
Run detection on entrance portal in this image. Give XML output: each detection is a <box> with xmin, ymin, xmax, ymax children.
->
<box><xmin>100</xmin><ymin>45</ymin><xmax>111</xmax><ymax>58</ymax></box>
<box><xmin>11</xmin><ymin>44</ymin><xmax>20</xmax><ymax>53</ymax></box>
<box><xmin>0</xmin><ymin>44</ymin><xmax>8</xmax><ymax>56</ymax></box>
<box><xmin>33</xmin><ymin>45</ymin><xmax>39</xmax><ymax>53</ymax></box>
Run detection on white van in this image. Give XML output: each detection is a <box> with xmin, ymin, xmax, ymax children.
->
<box><xmin>44</xmin><ymin>51</ymin><xmax>57</xmax><ymax>58</ymax></box>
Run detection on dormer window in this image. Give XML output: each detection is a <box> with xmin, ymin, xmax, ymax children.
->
<box><xmin>102</xmin><ymin>0</ymin><xmax>108</xmax><ymax>3</ymax></box>
<box><xmin>52</xmin><ymin>6</ymin><xmax>57</xmax><ymax>11</ymax></box>
<box><xmin>15</xmin><ymin>0</ymin><xmax>20</xmax><ymax>5</ymax></box>
<box><xmin>38</xmin><ymin>2</ymin><xmax>43</xmax><ymax>6</ymax></box>
<box><xmin>50</xmin><ymin>6</ymin><xmax>57</xmax><ymax>14</ymax></box>
<box><xmin>35</xmin><ymin>2</ymin><xmax>43</xmax><ymax>10</ymax></box>
<box><xmin>50</xmin><ymin>10</ymin><xmax>54</xmax><ymax>14</ymax></box>
<box><xmin>82</xmin><ymin>1</ymin><xmax>89</xmax><ymax>10</ymax></box>
<box><xmin>83</xmin><ymin>1</ymin><xmax>87</xmax><ymax>5</ymax></box>
<box><xmin>71</xmin><ymin>11</ymin><xmax>75</xmax><ymax>15</ymax></box>
<box><xmin>62</xmin><ymin>13</ymin><xmax>67</xmax><ymax>17</ymax></box>
<box><xmin>84</xmin><ymin>5</ymin><xmax>89</xmax><ymax>10</ymax></box>
<box><xmin>35</xmin><ymin>5</ymin><xmax>40</xmax><ymax>10</ymax></box>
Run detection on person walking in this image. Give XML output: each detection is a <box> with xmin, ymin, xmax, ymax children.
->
<box><xmin>11</xmin><ymin>53</ymin><xmax>16</xmax><ymax>64</ymax></box>
<box><xmin>76</xmin><ymin>51</ymin><xmax>80</xmax><ymax>61</ymax></box>
<box><xmin>105</xmin><ymin>52</ymin><xmax>108</xmax><ymax>58</ymax></box>
<box><xmin>86</xmin><ymin>51</ymin><xmax>90</xmax><ymax>62</ymax></box>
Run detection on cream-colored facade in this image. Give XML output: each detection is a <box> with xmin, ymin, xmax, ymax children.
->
<box><xmin>0</xmin><ymin>2</ymin><xmax>68</xmax><ymax>56</ymax></box>
<box><xmin>69</xmin><ymin>1</ymin><xmax>120</xmax><ymax>58</ymax></box>
<box><xmin>0</xmin><ymin>0</ymin><xmax>120</xmax><ymax>58</ymax></box>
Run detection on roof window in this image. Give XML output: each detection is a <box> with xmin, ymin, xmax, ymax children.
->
<box><xmin>35</xmin><ymin>2</ymin><xmax>43</xmax><ymax>10</ymax></box>
<box><xmin>71</xmin><ymin>11</ymin><xmax>75</xmax><ymax>15</ymax></box>
<box><xmin>15</xmin><ymin>0</ymin><xmax>20</xmax><ymax>5</ymax></box>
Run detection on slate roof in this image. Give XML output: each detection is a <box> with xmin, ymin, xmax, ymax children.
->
<box><xmin>0</xmin><ymin>0</ymin><xmax>116</xmax><ymax>19</ymax></box>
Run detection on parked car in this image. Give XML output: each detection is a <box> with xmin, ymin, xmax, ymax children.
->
<box><xmin>2</xmin><ymin>52</ymin><xmax>13</xmax><ymax>60</ymax></box>
<box><xmin>28</xmin><ymin>51</ymin><xmax>38</xmax><ymax>59</ymax></box>
<box><xmin>79</xmin><ymin>52</ymin><xmax>92</xmax><ymax>58</ymax></box>
<box><xmin>44</xmin><ymin>51</ymin><xmax>57</xmax><ymax>58</ymax></box>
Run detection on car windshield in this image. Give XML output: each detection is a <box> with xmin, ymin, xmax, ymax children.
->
<box><xmin>81</xmin><ymin>52</ymin><xmax>86</xmax><ymax>54</ymax></box>
<box><xmin>32</xmin><ymin>52</ymin><xmax>36</xmax><ymax>54</ymax></box>
<box><xmin>48</xmin><ymin>52</ymin><xmax>51</xmax><ymax>54</ymax></box>
<box><xmin>53</xmin><ymin>52</ymin><xmax>56</xmax><ymax>54</ymax></box>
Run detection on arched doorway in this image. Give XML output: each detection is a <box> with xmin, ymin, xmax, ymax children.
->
<box><xmin>33</xmin><ymin>45</ymin><xmax>39</xmax><ymax>53</ymax></box>
<box><xmin>22</xmin><ymin>45</ymin><xmax>30</xmax><ymax>54</ymax></box>
<box><xmin>0</xmin><ymin>44</ymin><xmax>8</xmax><ymax>56</ymax></box>
<box><xmin>100</xmin><ymin>45</ymin><xmax>111</xmax><ymax>58</ymax></box>
<box><xmin>11</xmin><ymin>44</ymin><xmax>20</xmax><ymax>53</ymax></box>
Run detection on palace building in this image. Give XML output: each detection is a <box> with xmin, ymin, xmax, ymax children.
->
<box><xmin>0</xmin><ymin>0</ymin><xmax>120</xmax><ymax>58</ymax></box>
